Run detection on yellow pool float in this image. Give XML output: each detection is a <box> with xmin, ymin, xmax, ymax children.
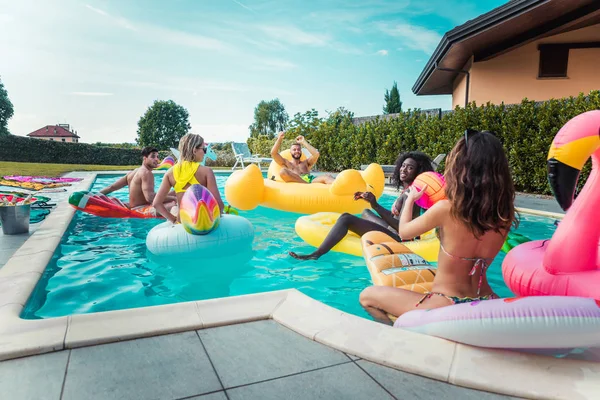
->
<box><xmin>361</xmin><ymin>230</ymin><xmax>436</xmax><ymax>290</ymax></box>
<box><xmin>295</xmin><ymin>212</ymin><xmax>440</xmax><ymax>262</ymax></box>
<box><xmin>225</xmin><ymin>151</ymin><xmax>385</xmax><ymax>214</ymax></box>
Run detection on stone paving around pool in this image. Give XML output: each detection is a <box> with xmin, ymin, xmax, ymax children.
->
<box><xmin>2</xmin><ymin>170</ymin><xmax>598</xmax><ymax>400</ymax></box>
<box><xmin>0</xmin><ymin>320</ymin><xmax>519</xmax><ymax>400</ymax></box>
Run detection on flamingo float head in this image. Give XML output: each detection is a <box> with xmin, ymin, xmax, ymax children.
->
<box><xmin>547</xmin><ymin>110</ymin><xmax>600</xmax><ymax>211</ymax></box>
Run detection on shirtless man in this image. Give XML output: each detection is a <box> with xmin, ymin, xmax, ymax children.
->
<box><xmin>270</xmin><ymin>132</ymin><xmax>335</xmax><ymax>184</ymax></box>
<box><xmin>100</xmin><ymin>146</ymin><xmax>176</xmax><ymax>211</ymax></box>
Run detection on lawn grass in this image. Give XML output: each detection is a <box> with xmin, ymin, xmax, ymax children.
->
<box><xmin>0</xmin><ymin>161</ymin><xmax>139</xmax><ymax>177</ymax></box>
<box><xmin>0</xmin><ymin>161</ymin><xmax>232</xmax><ymax>177</ymax></box>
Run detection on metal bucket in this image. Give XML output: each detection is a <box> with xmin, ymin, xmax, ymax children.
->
<box><xmin>0</xmin><ymin>204</ymin><xmax>31</xmax><ymax>235</ymax></box>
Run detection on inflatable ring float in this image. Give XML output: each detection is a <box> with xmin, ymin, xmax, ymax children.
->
<box><xmin>225</xmin><ymin>152</ymin><xmax>385</xmax><ymax>214</ymax></box>
<box><xmin>503</xmin><ymin>110</ymin><xmax>600</xmax><ymax>299</ymax></box>
<box><xmin>297</xmin><ymin>212</ymin><xmax>531</xmax><ymax>262</ymax></box>
<box><xmin>297</xmin><ymin>212</ymin><xmax>439</xmax><ymax>262</ymax></box>
<box><xmin>362</xmin><ymin>231</ymin><xmax>600</xmax><ymax>349</ymax></box>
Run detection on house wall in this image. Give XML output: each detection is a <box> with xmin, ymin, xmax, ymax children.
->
<box><xmin>452</xmin><ymin>24</ymin><xmax>600</xmax><ymax>106</ymax></box>
<box><xmin>451</xmin><ymin>57</ymin><xmax>472</xmax><ymax>109</ymax></box>
<box><xmin>31</xmin><ymin>136</ymin><xmax>78</xmax><ymax>143</ymax></box>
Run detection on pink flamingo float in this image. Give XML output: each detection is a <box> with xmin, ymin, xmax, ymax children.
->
<box><xmin>503</xmin><ymin>110</ymin><xmax>600</xmax><ymax>299</ymax></box>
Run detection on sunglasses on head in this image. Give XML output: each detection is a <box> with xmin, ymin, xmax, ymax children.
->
<box><xmin>464</xmin><ymin>129</ymin><xmax>496</xmax><ymax>147</ymax></box>
<box><xmin>464</xmin><ymin>128</ymin><xmax>479</xmax><ymax>147</ymax></box>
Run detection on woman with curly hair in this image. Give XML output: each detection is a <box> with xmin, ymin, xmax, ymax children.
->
<box><xmin>289</xmin><ymin>151</ymin><xmax>434</xmax><ymax>260</ymax></box>
<box><xmin>359</xmin><ymin>130</ymin><xmax>519</xmax><ymax>324</ymax></box>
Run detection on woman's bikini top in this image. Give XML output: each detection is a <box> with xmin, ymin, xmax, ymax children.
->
<box><xmin>173</xmin><ymin>161</ymin><xmax>201</xmax><ymax>193</ymax></box>
<box><xmin>437</xmin><ymin>228</ymin><xmax>495</xmax><ymax>295</ymax></box>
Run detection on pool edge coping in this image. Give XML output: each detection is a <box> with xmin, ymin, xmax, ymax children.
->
<box><xmin>0</xmin><ymin>172</ymin><xmax>594</xmax><ymax>400</ymax></box>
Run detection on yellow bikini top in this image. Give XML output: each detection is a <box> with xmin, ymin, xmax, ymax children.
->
<box><xmin>173</xmin><ymin>161</ymin><xmax>200</xmax><ymax>193</ymax></box>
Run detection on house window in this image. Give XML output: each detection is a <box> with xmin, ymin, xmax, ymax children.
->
<box><xmin>50</xmin><ymin>138</ymin><xmax>54</xmax><ymax>141</ymax></box>
<box><xmin>62</xmin><ymin>138</ymin><xmax>66</xmax><ymax>142</ymax></box>
<box><xmin>538</xmin><ymin>45</ymin><xmax>569</xmax><ymax>78</ymax></box>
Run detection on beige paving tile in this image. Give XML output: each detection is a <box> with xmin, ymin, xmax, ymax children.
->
<box><xmin>0</xmin><ymin>306</ymin><xmax>68</xmax><ymax>361</ymax></box>
<box><xmin>66</xmin><ymin>301</ymin><xmax>202</xmax><ymax>348</ymax></box>
<box><xmin>196</xmin><ymin>290</ymin><xmax>290</xmax><ymax>328</ymax></box>
<box><xmin>10</xmin><ymin>233</ymin><xmax>61</xmax><ymax>257</ymax></box>
<box><xmin>0</xmin><ymin>250</ymin><xmax>54</xmax><ymax>278</ymax></box>
<box><xmin>0</xmin><ymin>272</ymin><xmax>42</xmax><ymax>307</ymax></box>
<box><xmin>449</xmin><ymin>344</ymin><xmax>600</xmax><ymax>400</ymax></box>
<box><xmin>314</xmin><ymin>313</ymin><xmax>456</xmax><ymax>382</ymax></box>
<box><xmin>272</xmin><ymin>290</ymin><xmax>345</xmax><ymax>340</ymax></box>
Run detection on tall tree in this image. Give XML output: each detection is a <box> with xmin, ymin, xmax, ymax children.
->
<box><xmin>248</xmin><ymin>98</ymin><xmax>289</xmax><ymax>139</ymax></box>
<box><xmin>136</xmin><ymin>100</ymin><xmax>191</xmax><ymax>149</ymax></box>
<box><xmin>383</xmin><ymin>81</ymin><xmax>402</xmax><ymax>114</ymax></box>
<box><xmin>286</xmin><ymin>109</ymin><xmax>322</xmax><ymax>140</ymax></box>
<box><xmin>0</xmin><ymin>77</ymin><xmax>14</xmax><ymax>136</ymax></box>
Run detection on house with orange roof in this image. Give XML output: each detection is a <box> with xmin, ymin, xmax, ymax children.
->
<box><xmin>27</xmin><ymin>124</ymin><xmax>80</xmax><ymax>143</ymax></box>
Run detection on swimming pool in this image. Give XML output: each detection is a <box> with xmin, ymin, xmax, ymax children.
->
<box><xmin>22</xmin><ymin>173</ymin><xmax>558</xmax><ymax>320</ymax></box>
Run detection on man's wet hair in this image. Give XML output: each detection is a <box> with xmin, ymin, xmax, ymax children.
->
<box><xmin>141</xmin><ymin>146</ymin><xmax>159</xmax><ymax>157</ymax></box>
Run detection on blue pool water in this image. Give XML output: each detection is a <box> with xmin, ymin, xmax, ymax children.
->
<box><xmin>22</xmin><ymin>173</ymin><xmax>558</xmax><ymax>320</ymax></box>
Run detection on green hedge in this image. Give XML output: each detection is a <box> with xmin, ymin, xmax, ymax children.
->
<box><xmin>0</xmin><ymin>135</ymin><xmax>169</xmax><ymax>165</ymax></box>
<box><xmin>249</xmin><ymin>90</ymin><xmax>599</xmax><ymax>195</ymax></box>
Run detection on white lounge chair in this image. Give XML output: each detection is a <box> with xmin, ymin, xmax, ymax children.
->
<box><xmin>431</xmin><ymin>153</ymin><xmax>446</xmax><ymax>171</ymax></box>
<box><xmin>231</xmin><ymin>142</ymin><xmax>273</xmax><ymax>170</ymax></box>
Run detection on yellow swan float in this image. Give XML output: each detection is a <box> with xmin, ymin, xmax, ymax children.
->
<box><xmin>225</xmin><ymin>150</ymin><xmax>385</xmax><ymax>214</ymax></box>
<box><xmin>295</xmin><ymin>212</ymin><xmax>440</xmax><ymax>262</ymax></box>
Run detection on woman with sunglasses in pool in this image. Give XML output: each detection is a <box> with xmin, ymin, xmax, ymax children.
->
<box><xmin>153</xmin><ymin>133</ymin><xmax>224</xmax><ymax>224</ymax></box>
<box><xmin>360</xmin><ymin>129</ymin><xmax>519</xmax><ymax>324</ymax></box>
<box><xmin>289</xmin><ymin>151</ymin><xmax>434</xmax><ymax>260</ymax></box>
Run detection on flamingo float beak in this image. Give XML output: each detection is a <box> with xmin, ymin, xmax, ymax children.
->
<box><xmin>547</xmin><ymin>132</ymin><xmax>600</xmax><ymax>211</ymax></box>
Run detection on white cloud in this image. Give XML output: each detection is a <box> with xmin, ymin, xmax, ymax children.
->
<box><xmin>70</xmin><ymin>92</ymin><xmax>114</xmax><ymax>96</ymax></box>
<box><xmin>145</xmin><ymin>25</ymin><xmax>227</xmax><ymax>51</ymax></box>
<box><xmin>85</xmin><ymin>4</ymin><xmax>227</xmax><ymax>51</ymax></box>
<box><xmin>376</xmin><ymin>49</ymin><xmax>389</xmax><ymax>56</ymax></box>
<box><xmin>259</xmin><ymin>25</ymin><xmax>330</xmax><ymax>47</ymax></box>
<box><xmin>252</xmin><ymin>58</ymin><xmax>297</xmax><ymax>71</ymax></box>
<box><xmin>231</xmin><ymin>0</ymin><xmax>255</xmax><ymax>13</ymax></box>
<box><xmin>378</xmin><ymin>23</ymin><xmax>442</xmax><ymax>54</ymax></box>
<box><xmin>85</xmin><ymin>4</ymin><xmax>108</xmax><ymax>16</ymax></box>
<box><xmin>85</xmin><ymin>4</ymin><xmax>136</xmax><ymax>31</ymax></box>
<box><xmin>332</xmin><ymin>42</ymin><xmax>363</xmax><ymax>55</ymax></box>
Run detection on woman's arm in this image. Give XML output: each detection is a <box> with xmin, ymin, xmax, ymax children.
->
<box><xmin>398</xmin><ymin>185</ymin><xmax>447</xmax><ymax>240</ymax></box>
<box><xmin>204</xmin><ymin>168</ymin><xmax>225</xmax><ymax>214</ymax></box>
<box><xmin>153</xmin><ymin>171</ymin><xmax>177</xmax><ymax>224</ymax></box>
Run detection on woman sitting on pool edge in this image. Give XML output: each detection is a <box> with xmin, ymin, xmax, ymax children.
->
<box><xmin>359</xmin><ymin>129</ymin><xmax>519</xmax><ymax>324</ymax></box>
<box><xmin>153</xmin><ymin>133</ymin><xmax>225</xmax><ymax>224</ymax></box>
<box><xmin>288</xmin><ymin>151</ymin><xmax>434</xmax><ymax>260</ymax></box>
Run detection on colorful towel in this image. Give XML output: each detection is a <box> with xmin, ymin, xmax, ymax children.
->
<box><xmin>0</xmin><ymin>179</ymin><xmax>70</xmax><ymax>191</ymax></box>
<box><xmin>3</xmin><ymin>175</ymin><xmax>83</xmax><ymax>183</ymax></box>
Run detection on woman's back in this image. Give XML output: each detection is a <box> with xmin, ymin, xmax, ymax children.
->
<box><xmin>432</xmin><ymin>200</ymin><xmax>507</xmax><ymax>298</ymax></box>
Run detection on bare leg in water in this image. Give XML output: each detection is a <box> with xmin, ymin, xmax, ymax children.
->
<box><xmin>289</xmin><ymin>213</ymin><xmax>402</xmax><ymax>260</ymax></box>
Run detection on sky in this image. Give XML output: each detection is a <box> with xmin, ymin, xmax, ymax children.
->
<box><xmin>0</xmin><ymin>0</ymin><xmax>507</xmax><ymax>144</ymax></box>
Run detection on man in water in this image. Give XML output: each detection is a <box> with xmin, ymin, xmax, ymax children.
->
<box><xmin>100</xmin><ymin>146</ymin><xmax>177</xmax><ymax>212</ymax></box>
<box><xmin>270</xmin><ymin>132</ymin><xmax>335</xmax><ymax>184</ymax></box>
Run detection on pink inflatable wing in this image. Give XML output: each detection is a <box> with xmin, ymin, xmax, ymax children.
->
<box><xmin>503</xmin><ymin>110</ymin><xmax>600</xmax><ymax>299</ymax></box>
<box><xmin>395</xmin><ymin>296</ymin><xmax>600</xmax><ymax>349</ymax></box>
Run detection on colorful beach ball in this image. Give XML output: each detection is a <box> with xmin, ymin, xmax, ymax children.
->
<box><xmin>180</xmin><ymin>184</ymin><xmax>220</xmax><ymax>235</ymax></box>
<box><xmin>411</xmin><ymin>171</ymin><xmax>446</xmax><ymax>209</ymax></box>
<box><xmin>156</xmin><ymin>156</ymin><xmax>175</xmax><ymax>170</ymax></box>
